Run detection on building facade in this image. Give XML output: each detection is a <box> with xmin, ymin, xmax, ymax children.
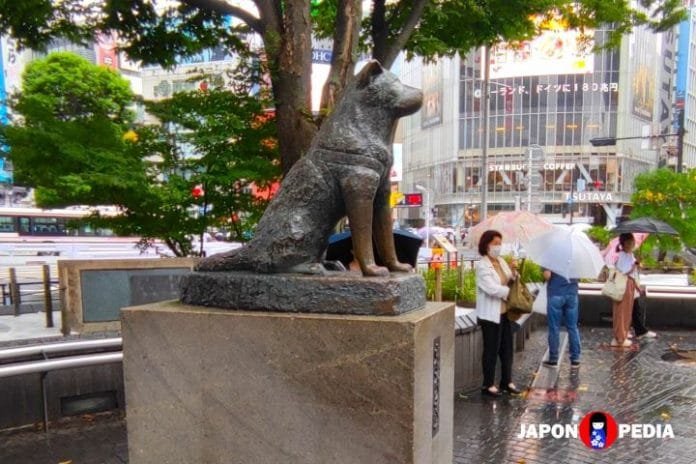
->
<box><xmin>397</xmin><ymin>23</ymin><xmax>676</xmax><ymax>229</ymax></box>
<box><xmin>676</xmin><ymin>4</ymin><xmax>696</xmax><ymax>170</ymax></box>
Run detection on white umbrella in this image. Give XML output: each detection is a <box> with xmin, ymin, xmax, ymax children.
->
<box><xmin>526</xmin><ymin>226</ymin><xmax>605</xmax><ymax>279</ymax></box>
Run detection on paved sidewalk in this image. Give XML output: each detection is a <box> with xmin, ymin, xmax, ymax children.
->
<box><xmin>1</xmin><ymin>327</ymin><xmax>695</xmax><ymax>464</ymax></box>
<box><xmin>454</xmin><ymin>327</ymin><xmax>696</xmax><ymax>464</ymax></box>
<box><xmin>0</xmin><ymin>312</ymin><xmax>62</xmax><ymax>343</ymax></box>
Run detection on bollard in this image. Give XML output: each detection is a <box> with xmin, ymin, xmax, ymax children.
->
<box><xmin>9</xmin><ymin>267</ymin><xmax>20</xmax><ymax>316</ymax></box>
<box><xmin>43</xmin><ymin>265</ymin><xmax>54</xmax><ymax>328</ymax></box>
<box><xmin>458</xmin><ymin>260</ymin><xmax>463</xmax><ymax>291</ymax></box>
<box><xmin>59</xmin><ymin>283</ymin><xmax>69</xmax><ymax>336</ymax></box>
<box><xmin>434</xmin><ymin>266</ymin><xmax>443</xmax><ymax>302</ymax></box>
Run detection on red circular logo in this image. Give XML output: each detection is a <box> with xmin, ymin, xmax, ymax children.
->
<box><xmin>579</xmin><ymin>411</ymin><xmax>618</xmax><ymax>450</ymax></box>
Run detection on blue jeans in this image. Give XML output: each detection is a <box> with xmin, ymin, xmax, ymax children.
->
<box><xmin>547</xmin><ymin>293</ymin><xmax>581</xmax><ymax>363</ymax></box>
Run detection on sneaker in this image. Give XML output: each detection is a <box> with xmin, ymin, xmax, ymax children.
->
<box><xmin>610</xmin><ymin>338</ymin><xmax>620</xmax><ymax>346</ymax></box>
<box><xmin>622</xmin><ymin>339</ymin><xmax>632</xmax><ymax>347</ymax></box>
<box><xmin>637</xmin><ymin>330</ymin><xmax>657</xmax><ymax>339</ymax></box>
<box><xmin>570</xmin><ymin>360</ymin><xmax>581</xmax><ymax>367</ymax></box>
<box><xmin>543</xmin><ymin>360</ymin><xmax>558</xmax><ymax>367</ymax></box>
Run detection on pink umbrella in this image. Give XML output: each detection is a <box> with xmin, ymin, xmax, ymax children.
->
<box><xmin>601</xmin><ymin>233</ymin><xmax>649</xmax><ymax>266</ymax></box>
<box><xmin>465</xmin><ymin>211</ymin><xmax>554</xmax><ymax>248</ymax></box>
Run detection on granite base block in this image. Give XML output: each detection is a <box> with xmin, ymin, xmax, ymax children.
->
<box><xmin>122</xmin><ymin>301</ymin><xmax>454</xmax><ymax>464</ymax></box>
<box><xmin>179</xmin><ymin>271</ymin><xmax>426</xmax><ymax>315</ymax></box>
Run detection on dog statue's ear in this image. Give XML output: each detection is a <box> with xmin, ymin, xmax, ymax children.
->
<box><xmin>355</xmin><ymin>60</ymin><xmax>384</xmax><ymax>89</ymax></box>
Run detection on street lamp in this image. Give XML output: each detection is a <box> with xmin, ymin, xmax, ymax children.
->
<box><xmin>415</xmin><ymin>184</ymin><xmax>430</xmax><ymax>247</ymax></box>
<box><xmin>590</xmin><ymin>131</ymin><xmax>685</xmax><ymax>172</ymax></box>
<box><xmin>480</xmin><ymin>46</ymin><xmax>491</xmax><ymax>222</ymax></box>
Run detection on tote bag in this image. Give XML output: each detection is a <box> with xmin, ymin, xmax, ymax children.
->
<box><xmin>601</xmin><ymin>269</ymin><xmax>627</xmax><ymax>302</ymax></box>
<box><xmin>532</xmin><ymin>282</ymin><xmax>548</xmax><ymax>315</ymax></box>
<box><xmin>507</xmin><ymin>276</ymin><xmax>534</xmax><ymax>314</ymax></box>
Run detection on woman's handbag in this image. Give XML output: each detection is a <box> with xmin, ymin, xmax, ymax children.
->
<box><xmin>507</xmin><ymin>275</ymin><xmax>535</xmax><ymax>314</ymax></box>
<box><xmin>601</xmin><ymin>269</ymin><xmax>628</xmax><ymax>302</ymax></box>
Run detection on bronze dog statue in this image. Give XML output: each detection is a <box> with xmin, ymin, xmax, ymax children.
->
<box><xmin>196</xmin><ymin>60</ymin><xmax>422</xmax><ymax>277</ymax></box>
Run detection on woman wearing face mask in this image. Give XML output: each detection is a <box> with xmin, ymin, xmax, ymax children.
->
<box><xmin>475</xmin><ymin>230</ymin><xmax>520</xmax><ymax>397</ymax></box>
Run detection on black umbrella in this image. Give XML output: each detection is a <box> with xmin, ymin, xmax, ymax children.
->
<box><xmin>611</xmin><ymin>217</ymin><xmax>679</xmax><ymax>235</ymax></box>
<box><xmin>326</xmin><ymin>229</ymin><xmax>423</xmax><ymax>269</ymax></box>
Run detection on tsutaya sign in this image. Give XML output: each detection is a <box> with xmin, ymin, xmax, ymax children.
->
<box><xmin>566</xmin><ymin>191</ymin><xmax>614</xmax><ymax>202</ymax></box>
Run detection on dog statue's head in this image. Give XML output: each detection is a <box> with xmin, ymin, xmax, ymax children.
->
<box><xmin>354</xmin><ymin>60</ymin><xmax>423</xmax><ymax>117</ymax></box>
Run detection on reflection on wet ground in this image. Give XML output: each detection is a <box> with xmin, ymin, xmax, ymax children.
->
<box><xmin>454</xmin><ymin>327</ymin><xmax>696</xmax><ymax>464</ymax></box>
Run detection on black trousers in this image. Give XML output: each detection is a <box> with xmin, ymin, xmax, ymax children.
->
<box><xmin>632</xmin><ymin>297</ymin><xmax>648</xmax><ymax>336</ymax></box>
<box><xmin>479</xmin><ymin>314</ymin><xmax>514</xmax><ymax>388</ymax></box>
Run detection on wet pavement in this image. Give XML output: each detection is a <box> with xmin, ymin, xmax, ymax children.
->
<box><xmin>454</xmin><ymin>327</ymin><xmax>696</xmax><ymax>464</ymax></box>
<box><xmin>1</xmin><ymin>327</ymin><xmax>695</xmax><ymax>464</ymax></box>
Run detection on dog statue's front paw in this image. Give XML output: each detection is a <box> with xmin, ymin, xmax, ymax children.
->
<box><xmin>362</xmin><ymin>263</ymin><xmax>390</xmax><ymax>277</ymax></box>
<box><xmin>387</xmin><ymin>261</ymin><xmax>413</xmax><ymax>273</ymax></box>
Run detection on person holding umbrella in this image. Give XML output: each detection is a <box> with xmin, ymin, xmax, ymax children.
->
<box><xmin>525</xmin><ymin>226</ymin><xmax>606</xmax><ymax>367</ymax></box>
<box><xmin>611</xmin><ymin>233</ymin><xmax>641</xmax><ymax>347</ymax></box>
<box><xmin>541</xmin><ymin>268</ymin><xmax>581</xmax><ymax>368</ymax></box>
<box><xmin>602</xmin><ymin>234</ymin><xmax>657</xmax><ymax>340</ymax></box>
<box><xmin>474</xmin><ymin>230</ymin><xmax>521</xmax><ymax>397</ymax></box>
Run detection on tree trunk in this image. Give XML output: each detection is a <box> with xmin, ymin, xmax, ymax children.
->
<box><xmin>272</xmin><ymin>75</ymin><xmax>316</xmax><ymax>175</ymax></box>
<box><xmin>318</xmin><ymin>0</ymin><xmax>362</xmax><ymax>118</ymax></box>
<box><xmin>266</xmin><ymin>0</ymin><xmax>316</xmax><ymax>175</ymax></box>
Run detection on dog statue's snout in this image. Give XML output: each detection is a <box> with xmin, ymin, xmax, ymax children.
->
<box><xmin>397</xmin><ymin>87</ymin><xmax>423</xmax><ymax>116</ymax></box>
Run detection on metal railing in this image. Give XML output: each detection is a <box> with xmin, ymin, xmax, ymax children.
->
<box><xmin>0</xmin><ymin>338</ymin><xmax>123</xmax><ymax>432</ymax></box>
<box><xmin>0</xmin><ymin>264</ymin><xmax>58</xmax><ymax>327</ymax></box>
<box><xmin>578</xmin><ymin>283</ymin><xmax>696</xmax><ymax>299</ymax></box>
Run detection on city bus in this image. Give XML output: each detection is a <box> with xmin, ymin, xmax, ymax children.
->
<box><xmin>0</xmin><ymin>207</ymin><xmax>118</xmax><ymax>237</ymax></box>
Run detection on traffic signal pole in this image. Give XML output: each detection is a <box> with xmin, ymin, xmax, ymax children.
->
<box><xmin>591</xmin><ymin>132</ymin><xmax>685</xmax><ymax>172</ymax></box>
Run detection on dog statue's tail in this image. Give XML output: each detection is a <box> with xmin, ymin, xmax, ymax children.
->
<box><xmin>195</xmin><ymin>246</ymin><xmax>256</xmax><ymax>272</ymax></box>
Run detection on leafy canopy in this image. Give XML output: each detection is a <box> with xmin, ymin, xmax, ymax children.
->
<box><xmin>0</xmin><ymin>52</ymin><xmax>143</xmax><ymax>206</ymax></box>
<box><xmin>0</xmin><ymin>0</ymin><xmax>686</xmax><ymax>173</ymax></box>
<box><xmin>631</xmin><ymin>168</ymin><xmax>696</xmax><ymax>252</ymax></box>
<box><xmin>0</xmin><ymin>51</ymin><xmax>279</xmax><ymax>256</ymax></box>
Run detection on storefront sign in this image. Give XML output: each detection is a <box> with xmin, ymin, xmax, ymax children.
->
<box><xmin>489</xmin><ymin>163</ymin><xmax>526</xmax><ymax>172</ymax></box>
<box><xmin>312</xmin><ymin>49</ymin><xmax>332</xmax><ymax>64</ymax></box>
<box><xmin>566</xmin><ymin>192</ymin><xmax>614</xmax><ymax>202</ymax></box>
<box><xmin>491</xmin><ymin>82</ymin><xmax>618</xmax><ymax>96</ymax></box>
<box><xmin>543</xmin><ymin>162</ymin><xmax>575</xmax><ymax>170</ymax></box>
<box><xmin>489</xmin><ymin>162</ymin><xmax>576</xmax><ymax>172</ymax></box>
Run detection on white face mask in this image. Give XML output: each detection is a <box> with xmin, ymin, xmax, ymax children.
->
<box><xmin>489</xmin><ymin>245</ymin><xmax>502</xmax><ymax>257</ymax></box>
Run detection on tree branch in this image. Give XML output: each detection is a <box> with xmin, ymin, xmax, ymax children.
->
<box><xmin>183</xmin><ymin>0</ymin><xmax>264</xmax><ymax>34</ymax></box>
<box><xmin>254</xmin><ymin>0</ymin><xmax>282</xmax><ymax>34</ymax></box>
<box><xmin>319</xmin><ymin>0</ymin><xmax>362</xmax><ymax>116</ymax></box>
<box><xmin>379</xmin><ymin>0</ymin><xmax>429</xmax><ymax>69</ymax></box>
<box><xmin>371</xmin><ymin>0</ymin><xmax>388</xmax><ymax>63</ymax></box>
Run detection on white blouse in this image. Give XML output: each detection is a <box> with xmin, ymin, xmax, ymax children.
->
<box><xmin>616</xmin><ymin>251</ymin><xmax>637</xmax><ymax>277</ymax></box>
<box><xmin>474</xmin><ymin>256</ymin><xmax>513</xmax><ymax>324</ymax></box>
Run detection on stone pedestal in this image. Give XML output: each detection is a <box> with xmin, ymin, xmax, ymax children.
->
<box><xmin>122</xmin><ymin>301</ymin><xmax>454</xmax><ymax>464</ymax></box>
<box><xmin>180</xmin><ymin>271</ymin><xmax>426</xmax><ymax>315</ymax></box>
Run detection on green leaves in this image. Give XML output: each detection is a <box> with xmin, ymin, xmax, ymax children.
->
<box><xmin>1</xmin><ymin>53</ymin><xmax>142</xmax><ymax>207</ymax></box>
<box><xmin>1</xmin><ymin>51</ymin><xmax>280</xmax><ymax>255</ymax></box>
<box><xmin>631</xmin><ymin>168</ymin><xmax>696</xmax><ymax>250</ymax></box>
<box><xmin>141</xmin><ymin>85</ymin><xmax>280</xmax><ymax>244</ymax></box>
<box><xmin>18</xmin><ymin>52</ymin><xmax>134</xmax><ymax>124</ymax></box>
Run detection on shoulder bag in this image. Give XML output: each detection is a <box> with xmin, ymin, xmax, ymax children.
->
<box><xmin>506</xmin><ymin>259</ymin><xmax>535</xmax><ymax>314</ymax></box>
<box><xmin>601</xmin><ymin>269</ymin><xmax>627</xmax><ymax>302</ymax></box>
